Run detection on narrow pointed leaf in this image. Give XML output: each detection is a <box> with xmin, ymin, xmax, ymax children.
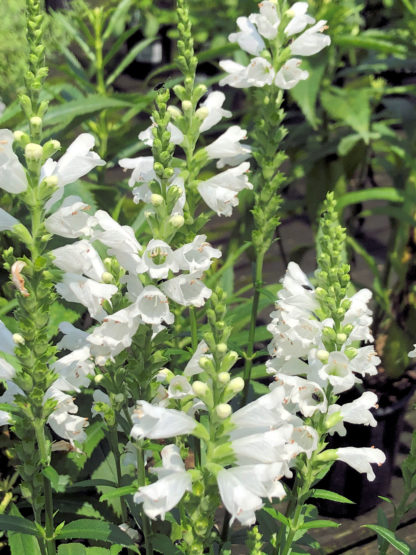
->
<box><xmin>364</xmin><ymin>525</ymin><xmax>410</xmax><ymax>554</ymax></box>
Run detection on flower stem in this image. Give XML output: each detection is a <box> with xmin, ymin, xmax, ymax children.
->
<box><xmin>241</xmin><ymin>252</ymin><xmax>264</xmax><ymax>407</ymax></box>
<box><xmin>137</xmin><ymin>447</ymin><xmax>153</xmax><ymax>555</ymax></box>
<box><xmin>108</xmin><ymin>426</ymin><xmax>128</xmax><ymax>523</ymax></box>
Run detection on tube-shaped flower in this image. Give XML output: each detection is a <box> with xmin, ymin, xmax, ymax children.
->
<box><xmin>45</xmin><ymin>196</ymin><xmax>97</xmax><ymax>238</ymax></box>
<box><xmin>174</xmin><ymin>235</ymin><xmax>221</xmax><ymax>273</ymax></box>
<box><xmin>290</xmin><ymin>20</ymin><xmax>331</xmax><ymax>56</ymax></box>
<box><xmin>133</xmin><ymin>444</ymin><xmax>192</xmax><ymax>520</ymax></box>
<box><xmin>0</xmin><ymin>208</ymin><xmax>19</xmax><ymax>232</ymax></box>
<box><xmin>336</xmin><ymin>447</ymin><xmax>386</xmax><ymax>481</ymax></box>
<box><xmin>160</xmin><ymin>272</ymin><xmax>212</xmax><ymax>308</ymax></box>
<box><xmin>0</xmin><ymin>129</ymin><xmax>28</xmax><ymax>193</ymax></box>
<box><xmin>205</xmin><ymin>126</ymin><xmax>251</xmax><ymax>169</ymax></box>
<box><xmin>131</xmin><ymin>401</ymin><xmax>197</xmax><ymax>440</ymax></box>
<box><xmin>228</xmin><ymin>17</ymin><xmax>265</xmax><ymax>55</ymax></box>
<box><xmin>135</xmin><ymin>285</ymin><xmax>174</xmax><ymax>325</ymax></box>
<box><xmin>199</xmin><ymin>91</ymin><xmax>232</xmax><ymax>133</ymax></box>
<box><xmin>52</xmin><ymin>240</ymin><xmax>105</xmax><ymax>281</ymax></box>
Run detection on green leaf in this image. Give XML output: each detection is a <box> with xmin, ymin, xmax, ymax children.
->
<box><xmin>263</xmin><ymin>507</ymin><xmax>289</xmax><ymax>526</ymax></box>
<box><xmin>42</xmin><ymin>467</ymin><xmax>71</xmax><ymax>493</ymax></box>
<box><xmin>363</xmin><ymin>525</ymin><xmax>410</xmax><ymax>554</ymax></box>
<box><xmin>310</xmin><ymin>489</ymin><xmax>355</xmax><ymax>504</ymax></box>
<box><xmin>58</xmin><ymin>544</ymin><xmax>87</xmax><ymax>555</ymax></box>
<box><xmin>47</xmin><ymin>303</ymin><xmax>79</xmax><ymax>338</ymax></box>
<box><xmin>338</xmin><ymin>133</ymin><xmax>363</xmax><ymax>157</ymax></box>
<box><xmin>99</xmin><ymin>485</ymin><xmax>137</xmax><ymax>502</ymax></box>
<box><xmin>106</xmin><ymin>38</ymin><xmax>157</xmax><ymax>86</ymax></box>
<box><xmin>290</xmin><ymin>51</ymin><xmax>327</xmax><ymax>128</ymax></box>
<box><xmin>103</xmin><ymin>0</ymin><xmax>135</xmax><ymax>39</ymax></box>
<box><xmin>151</xmin><ymin>534</ymin><xmax>182</xmax><ymax>555</ymax></box>
<box><xmin>334</xmin><ymin>32</ymin><xmax>408</xmax><ymax>57</ymax></box>
<box><xmin>8</xmin><ymin>506</ymin><xmax>41</xmax><ymax>555</ymax></box>
<box><xmin>321</xmin><ymin>87</ymin><xmax>371</xmax><ymax>141</ymax></box>
<box><xmin>0</xmin><ymin>515</ymin><xmax>40</xmax><ymax>537</ymax></box>
<box><xmin>337</xmin><ymin>187</ymin><xmax>405</xmax><ymax>211</ymax></box>
<box><xmin>300</xmin><ymin>519</ymin><xmax>340</xmax><ymax>530</ymax></box>
<box><xmin>53</xmin><ymin>12</ymin><xmax>95</xmax><ymax>62</ymax></box>
<box><xmin>42</xmin><ymin>95</ymin><xmax>132</xmax><ymax>128</ymax></box>
<box><xmin>55</xmin><ymin>519</ymin><xmax>135</xmax><ymax>546</ymax></box>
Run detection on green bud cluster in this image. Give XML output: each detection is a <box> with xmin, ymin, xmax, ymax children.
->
<box><xmin>176</xmin><ymin>0</ymin><xmax>198</xmax><ymax>95</ymax></box>
<box><xmin>246</xmin><ymin>525</ymin><xmax>264</xmax><ymax>555</ymax></box>
<box><xmin>315</xmin><ymin>193</ymin><xmax>351</xmax><ymax>337</ymax></box>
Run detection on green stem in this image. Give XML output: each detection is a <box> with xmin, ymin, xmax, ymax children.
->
<box><xmin>108</xmin><ymin>426</ymin><xmax>128</xmax><ymax>523</ymax></box>
<box><xmin>34</xmin><ymin>423</ymin><xmax>55</xmax><ymax>555</ymax></box>
<box><xmin>241</xmin><ymin>253</ymin><xmax>264</xmax><ymax>407</ymax></box>
<box><xmin>189</xmin><ymin>307</ymin><xmax>198</xmax><ymax>351</ymax></box>
<box><xmin>137</xmin><ymin>447</ymin><xmax>153</xmax><ymax>555</ymax></box>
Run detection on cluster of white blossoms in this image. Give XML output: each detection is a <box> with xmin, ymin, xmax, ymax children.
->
<box><xmin>220</xmin><ymin>1</ymin><xmax>331</xmax><ymax>89</ymax></box>
<box><xmin>119</xmin><ymin>90</ymin><xmax>253</xmax><ymax>217</ymax></box>
<box><xmin>0</xmin><ymin>131</ymin><xmax>107</xmax><ymax>444</ymax></box>
<box><xmin>130</xmin><ymin>377</ymin><xmax>324</xmax><ymax>525</ymax></box>
<box><xmin>265</xmin><ymin>262</ymin><xmax>386</xmax><ymax>480</ymax></box>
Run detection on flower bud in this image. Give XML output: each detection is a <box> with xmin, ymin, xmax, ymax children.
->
<box><xmin>219</xmin><ymin>350</ymin><xmax>239</xmax><ymax>372</ymax></box>
<box><xmin>218</xmin><ymin>372</ymin><xmax>230</xmax><ymax>384</ymax></box>
<box><xmin>181</xmin><ymin>100</ymin><xmax>193</xmax><ymax>113</ymax></box>
<box><xmin>316</xmin><ymin>349</ymin><xmax>329</xmax><ymax>363</ymax></box>
<box><xmin>13</xmin><ymin>130</ymin><xmax>30</xmax><ymax>146</ymax></box>
<box><xmin>43</xmin><ymin>175</ymin><xmax>58</xmax><ymax>188</ymax></box>
<box><xmin>324</xmin><ymin>411</ymin><xmax>343</xmax><ymax>431</ymax></box>
<box><xmin>94</xmin><ymin>374</ymin><xmax>104</xmax><ymax>384</ymax></box>
<box><xmin>167</xmin><ymin>105</ymin><xmax>182</xmax><ymax>119</ymax></box>
<box><xmin>114</xmin><ymin>393</ymin><xmax>124</xmax><ymax>404</ymax></box>
<box><xmin>42</xmin><ymin>139</ymin><xmax>61</xmax><ymax>159</ymax></box>
<box><xmin>156</xmin><ymin>368</ymin><xmax>174</xmax><ymax>383</ymax></box>
<box><xmin>150</xmin><ymin>194</ymin><xmax>164</xmax><ymax>206</ymax></box>
<box><xmin>344</xmin><ymin>347</ymin><xmax>358</xmax><ymax>360</ymax></box>
<box><xmin>193</xmin><ymin>83</ymin><xmax>207</xmax><ymax>99</ymax></box>
<box><xmin>216</xmin><ymin>342</ymin><xmax>227</xmax><ymax>354</ymax></box>
<box><xmin>195</xmin><ymin>107</ymin><xmax>208</xmax><ymax>121</ymax></box>
<box><xmin>101</xmin><ymin>272</ymin><xmax>114</xmax><ymax>284</ymax></box>
<box><xmin>25</xmin><ymin>142</ymin><xmax>43</xmax><ymax>161</ymax></box>
<box><xmin>342</xmin><ymin>324</ymin><xmax>354</xmax><ymax>335</ymax></box>
<box><xmin>169</xmin><ymin>214</ymin><xmax>184</xmax><ymax>228</ymax></box>
<box><xmin>95</xmin><ymin>355</ymin><xmax>107</xmax><ymax>367</ymax></box>
<box><xmin>226</xmin><ymin>377</ymin><xmax>244</xmax><ymax>395</ymax></box>
<box><xmin>192</xmin><ymin>380</ymin><xmax>209</xmax><ymax>397</ymax></box>
<box><xmin>13</xmin><ymin>333</ymin><xmax>25</xmax><ymax>345</ymax></box>
<box><xmin>336</xmin><ymin>333</ymin><xmax>347</xmax><ymax>345</ymax></box>
<box><xmin>215</xmin><ymin>403</ymin><xmax>232</xmax><ymax>419</ymax></box>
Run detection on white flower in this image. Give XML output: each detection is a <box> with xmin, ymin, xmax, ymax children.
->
<box><xmin>119</xmin><ymin>156</ymin><xmax>155</xmax><ymax>189</ymax></box>
<box><xmin>93</xmin><ymin>210</ymin><xmax>146</xmax><ymax>274</ymax></box>
<box><xmin>0</xmin><ymin>381</ymin><xmax>22</xmax><ymax>425</ymax></box>
<box><xmin>167</xmin><ymin>376</ymin><xmax>193</xmax><ymax>399</ymax></box>
<box><xmin>229</xmin><ymin>17</ymin><xmax>265</xmax><ymax>56</ymax></box>
<box><xmin>336</xmin><ymin>447</ymin><xmax>386</xmax><ymax>482</ymax></box>
<box><xmin>45</xmin><ymin>386</ymin><xmax>88</xmax><ymax>445</ymax></box>
<box><xmin>43</xmin><ymin>133</ymin><xmax>105</xmax><ymax>209</ymax></box>
<box><xmin>328</xmin><ymin>391</ymin><xmax>378</xmax><ymax>436</ymax></box>
<box><xmin>199</xmin><ymin>91</ymin><xmax>232</xmax><ymax>133</ymax></box>
<box><xmin>160</xmin><ymin>272</ymin><xmax>212</xmax><ymax>308</ymax></box>
<box><xmin>87</xmin><ymin>304</ymin><xmax>142</xmax><ymax>361</ymax></box>
<box><xmin>219</xmin><ymin>58</ymin><xmax>275</xmax><ymax>88</ymax></box>
<box><xmin>184</xmin><ymin>340</ymin><xmax>211</xmax><ymax>377</ymax></box>
<box><xmin>51</xmin><ymin>240</ymin><xmax>105</xmax><ymax>281</ymax></box>
<box><xmin>310</xmin><ymin>351</ymin><xmax>356</xmax><ymax>394</ymax></box>
<box><xmin>0</xmin><ymin>129</ymin><xmax>28</xmax><ymax>193</ymax></box>
<box><xmin>52</xmin><ymin>346</ymin><xmax>94</xmax><ymax>392</ymax></box>
<box><xmin>231</xmin><ymin>427</ymin><xmax>295</xmax><ymax>465</ymax></box>
<box><xmin>275</xmin><ymin>58</ymin><xmax>309</xmax><ymax>89</ymax></box>
<box><xmin>135</xmin><ymin>285</ymin><xmax>174</xmax><ymax>325</ymax></box>
<box><xmin>290</xmin><ymin>20</ymin><xmax>331</xmax><ymax>56</ymax></box>
<box><xmin>133</xmin><ymin>444</ymin><xmax>192</xmax><ymax>520</ymax></box>
<box><xmin>0</xmin><ymin>208</ymin><xmax>19</xmax><ymax>232</ymax></box>
<box><xmin>131</xmin><ymin>401</ymin><xmax>197</xmax><ymax>439</ymax></box>
<box><xmin>285</xmin><ymin>2</ymin><xmax>315</xmax><ymax>36</ymax></box>
<box><xmin>348</xmin><ymin>346</ymin><xmax>379</xmax><ymax>377</ymax></box>
<box><xmin>343</xmin><ymin>289</ymin><xmax>373</xmax><ymax>343</ymax></box>
<box><xmin>217</xmin><ymin>468</ymin><xmax>263</xmax><ymax>526</ymax></box>
<box><xmin>56</xmin><ymin>273</ymin><xmax>117</xmax><ymax>321</ymax></box>
<box><xmin>198</xmin><ymin>162</ymin><xmax>253</xmax><ymax>217</ymax></box>
<box><xmin>120</xmin><ymin>272</ymin><xmax>144</xmax><ymax>303</ymax></box>
<box><xmin>249</xmin><ymin>1</ymin><xmax>280</xmax><ymax>39</ymax></box>
<box><xmin>205</xmin><ymin>126</ymin><xmax>251</xmax><ymax>169</ymax></box>
<box><xmin>271</xmin><ymin>374</ymin><xmax>327</xmax><ymax>417</ymax></box>
<box><xmin>143</xmin><ymin>239</ymin><xmax>179</xmax><ymax>279</ymax></box>
<box><xmin>175</xmin><ymin>235</ymin><xmax>221</xmax><ymax>273</ymax></box>
<box><xmin>57</xmin><ymin>322</ymin><xmax>89</xmax><ymax>351</ymax></box>
<box><xmin>139</xmin><ymin>119</ymin><xmax>184</xmax><ymax>147</ymax></box>
<box><xmin>409</xmin><ymin>344</ymin><xmax>416</xmax><ymax>358</ymax></box>
<box><xmin>45</xmin><ymin>196</ymin><xmax>97</xmax><ymax>238</ymax></box>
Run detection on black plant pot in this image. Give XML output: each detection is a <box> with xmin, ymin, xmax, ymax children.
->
<box><xmin>315</xmin><ymin>385</ymin><xmax>415</xmax><ymax>518</ymax></box>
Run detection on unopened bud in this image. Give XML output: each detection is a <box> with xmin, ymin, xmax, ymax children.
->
<box><xmin>101</xmin><ymin>272</ymin><xmax>114</xmax><ymax>284</ymax></box>
<box><xmin>94</xmin><ymin>374</ymin><xmax>105</xmax><ymax>384</ymax></box>
<box><xmin>13</xmin><ymin>130</ymin><xmax>30</xmax><ymax>146</ymax></box>
<box><xmin>156</xmin><ymin>368</ymin><xmax>174</xmax><ymax>383</ymax></box>
<box><xmin>342</xmin><ymin>324</ymin><xmax>353</xmax><ymax>335</ymax></box>
<box><xmin>150</xmin><ymin>194</ymin><xmax>164</xmax><ymax>206</ymax></box>
<box><xmin>181</xmin><ymin>100</ymin><xmax>192</xmax><ymax>112</ymax></box>
<box><xmin>114</xmin><ymin>393</ymin><xmax>124</xmax><ymax>403</ymax></box>
<box><xmin>193</xmin><ymin>84</ymin><xmax>207</xmax><ymax>99</ymax></box>
<box><xmin>218</xmin><ymin>372</ymin><xmax>230</xmax><ymax>384</ymax></box>
<box><xmin>195</xmin><ymin>107</ymin><xmax>208</xmax><ymax>121</ymax></box>
<box><xmin>219</xmin><ymin>350</ymin><xmax>239</xmax><ymax>372</ymax></box>
<box><xmin>227</xmin><ymin>377</ymin><xmax>244</xmax><ymax>394</ymax></box>
<box><xmin>325</xmin><ymin>411</ymin><xmax>343</xmax><ymax>430</ymax></box>
<box><xmin>344</xmin><ymin>347</ymin><xmax>357</xmax><ymax>360</ymax></box>
<box><xmin>199</xmin><ymin>356</ymin><xmax>215</xmax><ymax>373</ymax></box>
<box><xmin>95</xmin><ymin>356</ymin><xmax>107</xmax><ymax>367</ymax></box>
<box><xmin>13</xmin><ymin>333</ymin><xmax>25</xmax><ymax>345</ymax></box>
<box><xmin>316</xmin><ymin>349</ymin><xmax>329</xmax><ymax>363</ymax></box>
<box><xmin>215</xmin><ymin>403</ymin><xmax>232</xmax><ymax>419</ymax></box>
<box><xmin>43</xmin><ymin>175</ymin><xmax>58</xmax><ymax>188</ymax></box>
<box><xmin>167</xmin><ymin>105</ymin><xmax>182</xmax><ymax>119</ymax></box>
<box><xmin>216</xmin><ymin>343</ymin><xmax>227</xmax><ymax>354</ymax></box>
<box><xmin>192</xmin><ymin>380</ymin><xmax>209</xmax><ymax>397</ymax></box>
<box><xmin>25</xmin><ymin>142</ymin><xmax>43</xmax><ymax>161</ymax></box>
<box><xmin>336</xmin><ymin>333</ymin><xmax>347</xmax><ymax>344</ymax></box>
<box><xmin>42</xmin><ymin>139</ymin><xmax>61</xmax><ymax>159</ymax></box>
<box><xmin>169</xmin><ymin>214</ymin><xmax>184</xmax><ymax>228</ymax></box>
